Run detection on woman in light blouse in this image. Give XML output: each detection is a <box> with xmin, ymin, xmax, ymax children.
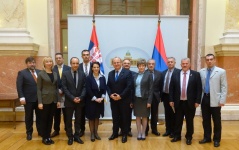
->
<box><xmin>133</xmin><ymin>58</ymin><xmax>153</xmax><ymax>140</ymax></box>
<box><xmin>37</xmin><ymin>56</ymin><xmax>60</xmax><ymax>145</ymax></box>
<box><xmin>85</xmin><ymin>62</ymin><xmax>107</xmax><ymax>142</ymax></box>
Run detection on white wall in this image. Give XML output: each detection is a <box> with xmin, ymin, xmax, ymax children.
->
<box><xmin>204</xmin><ymin>0</ymin><xmax>226</xmax><ymax>54</ymax></box>
<box><xmin>26</xmin><ymin>0</ymin><xmax>49</xmax><ymax>56</ymax></box>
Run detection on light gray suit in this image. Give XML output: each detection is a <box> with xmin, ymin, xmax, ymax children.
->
<box><xmin>199</xmin><ymin>66</ymin><xmax>227</xmax><ymax>107</ymax></box>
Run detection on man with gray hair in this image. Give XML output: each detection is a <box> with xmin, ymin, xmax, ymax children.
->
<box><xmin>169</xmin><ymin>58</ymin><xmax>202</xmax><ymax>145</ymax></box>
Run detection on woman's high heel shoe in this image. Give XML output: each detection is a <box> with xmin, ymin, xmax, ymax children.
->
<box><xmin>94</xmin><ymin>133</ymin><xmax>101</xmax><ymax>140</ymax></box>
<box><xmin>91</xmin><ymin>134</ymin><xmax>95</xmax><ymax>142</ymax></box>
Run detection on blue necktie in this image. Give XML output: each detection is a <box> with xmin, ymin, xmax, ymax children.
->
<box><xmin>115</xmin><ymin>71</ymin><xmax>119</xmax><ymax>81</ymax></box>
<box><xmin>73</xmin><ymin>71</ymin><xmax>77</xmax><ymax>85</ymax></box>
<box><xmin>205</xmin><ymin>69</ymin><xmax>211</xmax><ymax>93</ymax></box>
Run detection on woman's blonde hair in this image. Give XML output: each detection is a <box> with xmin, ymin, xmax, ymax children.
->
<box><xmin>42</xmin><ymin>56</ymin><xmax>54</xmax><ymax>70</ymax></box>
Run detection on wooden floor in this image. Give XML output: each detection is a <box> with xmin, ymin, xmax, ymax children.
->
<box><xmin>0</xmin><ymin>116</ymin><xmax>239</xmax><ymax>150</ymax></box>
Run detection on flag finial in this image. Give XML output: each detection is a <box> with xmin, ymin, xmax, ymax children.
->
<box><xmin>158</xmin><ymin>13</ymin><xmax>161</xmax><ymax>25</ymax></box>
<box><xmin>93</xmin><ymin>13</ymin><xmax>95</xmax><ymax>23</ymax></box>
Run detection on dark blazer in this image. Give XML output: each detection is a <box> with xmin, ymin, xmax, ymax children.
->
<box><xmin>37</xmin><ymin>70</ymin><xmax>60</xmax><ymax>104</ymax></box>
<box><xmin>160</xmin><ymin>68</ymin><xmax>180</xmax><ymax>100</ymax></box>
<box><xmin>79</xmin><ymin>62</ymin><xmax>92</xmax><ymax>75</ymax></box>
<box><xmin>169</xmin><ymin>70</ymin><xmax>202</xmax><ymax>109</ymax></box>
<box><xmin>62</xmin><ymin>70</ymin><xmax>86</xmax><ymax>107</ymax></box>
<box><xmin>133</xmin><ymin>71</ymin><xmax>154</xmax><ymax>104</ymax></box>
<box><xmin>146</xmin><ymin>69</ymin><xmax>161</xmax><ymax>102</ymax></box>
<box><xmin>85</xmin><ymin>74</ymin><xmax>107</xmax><ymax>118</ymax></box>
<box><xmin>107</xmin><ymin>68</ymin><xmax>132</xmax><ymax>103</ymax></box>
<box><xmin>16</xmin><ymin>68</ymin><xmax>41</xmax><ymax>102</ymax></box>
<box><xmin>53</xmin><ymin>64</ymin><xmax>71</xmax><ymax>90</ymax></box>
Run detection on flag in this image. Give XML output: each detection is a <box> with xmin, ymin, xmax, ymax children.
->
<box><xmin>152</xmin><ymin>21</ymin><xmax>167</xmax><ymax>72</ymax></box>
<box><xmin>88</xmin><ymin>22</ymin><xmax>104</xmax><ymax>74</ymax></box>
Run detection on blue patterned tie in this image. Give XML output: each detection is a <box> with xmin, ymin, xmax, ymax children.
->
<box><xmin>115</xmin><ymin>71</ymin><xmax>119</xmax><ymax>81</ymax></box>
<box><xmin>205</xmin><ymin>69</ymin><xmax>211</xmax><ymax>93</ymax></box>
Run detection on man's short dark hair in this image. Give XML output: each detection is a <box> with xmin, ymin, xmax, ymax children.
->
<box><xmin>206</xmin><ymin>53</ymin><xmax>215</xmax><ymax>58</ymax></box>
<box><xmin>70</xmin><ymin>57</ymin><xmax>79</xmax><ymax>64</ymax></box>
<box><xmin>25</xmin><ymin>56</ymin><xmax>35</xmax><ymax>64</ymax></box>
<box><xmin>81</xmin><ymin>49</ymin><xmax>90</xmax><ymax>55</ymax></box>
<box><xmin>55</xmin><ymin>53</ymin><xmax>63</xmax><ymax>57</ymax></box>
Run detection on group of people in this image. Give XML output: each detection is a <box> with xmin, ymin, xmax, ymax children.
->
<box><xmin>16</xmin><ymin>51</ymin><xmax>227</xmax><ymax>147</ymax></box>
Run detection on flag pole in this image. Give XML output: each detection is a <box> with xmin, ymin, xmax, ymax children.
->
<box><xmin>158</xmin><ymin>13</ymin><xmax>161</xmax><ymax>25</ymax></box>
<box><xmin>92</xmin><ymin>13</ymin><xmax>95</xmax><ymax>24</ymax></box>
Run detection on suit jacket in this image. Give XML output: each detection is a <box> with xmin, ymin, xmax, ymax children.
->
<box><xmin>53</xmin><ymin>64</ymin><xmax>71</xmax><ymax>90</ymax></box>
<box><xmin>146</xmin><ymin>69</ymin><xmax>161</xmax><ymax>102</ymax></box>
<box><xmin>79</xmin><ymin>62</ymin><xmax>92</xmax><ymax>76</ymax></box>
<box><xmin>160</xmin><ymin>68</ymin><xmax>180</xmax><ymax>101</ymax></box>
<box><xmin>16</xmin><ymin>68</ymin><xmax>41</xmax><ymax>102</ymax></box>
<box><xmin>37</xmin><ymin>70</ymin><xmax>60</xmax><ymax>104</ymax></box>
<box><xmin>62</xmin><ymin>69</ymin><xmax>86</xmax><ymax>107</ymax></box>
<box><xmin>199</xmin><ymin>66</ymin><xmax>227</xmax><ymax>107</ymax></box>
<box><xmin>133</xmin><ymin>71</ymin><xmax>154</xmax><ymax>104</ymax></box>
<box><xmin>86</xmin><ymin>74</ymin><xmax>107</xmax><ymax>99</ymax></box>
<box><xmin>107</xmin><ymin>68</ymin><xmax>132</xmax><ymax>103</ymax></box>
<box><xmin>169</xmin><ymin>69</ymin><xmax>202</xmax><ymax>109</ymax></box>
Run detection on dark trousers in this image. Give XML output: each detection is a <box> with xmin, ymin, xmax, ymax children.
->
<box><xmin>40</xmin><ymin>102</ymin><xmax>56</xmax><ymax>139</ymax></box>
<box><xmin>174</xmin><ymin>100</ymin><xmax>196</xmax><ymax>140</ymax></box>
<box><xmin>162</xmin><ymin>93</ymin><xmax>175</xmax><ymax>134</ymax></box>
<box><xmin>53</xmin><ymin>108</ymin><xmax>66</xmax><ymax>132</ymax></box>
<box><xmin>119</xmin><ymin>105</ymin><xmax>132</xmax><ymax>133</ymax></box>
<box><xmin>65</xmin><ymin>105</ymin><xmax>82</xmax><ymax>138</ymax></box>
<box><xmin>201</xmin><ymin>94</ymin><xmax>222</xmax><ymax>142</ymax></box>
<box><xmin>24</xmin><ymin>102</ymin><xmax>41</xmax><ymax>135</ymax></box>
<box><xmin>146</xmin><ymin>97</ymin><xmax>159</xmax><ymax>132</ymax></box>
<box><xmin>80</xmin><ymin>106</ymin><xmax>85</xmax><ymax>132</ymax></box>
<box><xmin>110</xmin><ymin>101</ymin><xmax>130</xmax><ymax>136</ymax></box>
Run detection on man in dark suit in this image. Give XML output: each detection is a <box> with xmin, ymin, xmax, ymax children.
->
<box><xmin>78</xmin><ymin>49</ymin><xmax>91</xmax><ymax>137</ymax></box>
<box><xmin>169</xmin><ymin>58</ymin><xmax>202</xmax><ymax>145</ymax></box>
<box><xmin>62</xmin><ymin>57</ymin><xmax>86</xmax><ymax>145</ymax></box>
<box><xmin>160</xmin><ymin>57</ymin><xmax>179</xmax><ymax>138</ymax></box>
<box><xmin>16</xmin><ymin>56</ymin><xmax>41</xmax><ymax>140</ymax></box>
<box><xmin>146</xmin><ymin>59</ymin><xmax>161</xmax><ymax>136</ymax></box>
<box><xmin>120</xmin><ymin>58</ymin><xmax>136</xmax><ymax>137</ymax></box>
<box><xmin>51</xmin><ymin>53</ymin><xmax>70</xmax><ymax>137</ymax></box>
<box><xmin>107</xmin><ymin>57</ymin><xmax>132</xmax><ymax>143</ymax></box>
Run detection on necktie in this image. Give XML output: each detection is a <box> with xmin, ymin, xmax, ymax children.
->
<box><xmin>181</xmin><ymin>72</ymin><xmax>187</xmax><ymax>99</ymax></box>
<box><xmin>58</xmin><ymin>66</ymin><xmax>62</xmax><ymax>78</ymax></box>
<box><xmin>205</xmin><ymin>69</ymin><xmax>211</xmax><ymax>93</ymax></box>
<box><xmin>115</xmin><ymin>71</ymin><xmax>119</xmax><ymax>81</ymax></box>
<box><xmin>164</xmin><ymin>70</ymin><xmax>171</xmax><ymax>93</ymax></box>
<box><xmin>85</xmin><ymin>64</ymin><xmax>88</xmax><ymax>76</ymax></box>
<box><xmin>31</xmin><ymin>70</ymin><xmax>37</xmax><ymax>83</ymax></box>
<box><xmin>150</xmin><ymin>71</ymin><xmax>154</xmax><ymax>81</ymax></box>
<box><xmin>73</xmin><ymin>71</ymin><xmax>77</xmax><ymax>85</ymax></box>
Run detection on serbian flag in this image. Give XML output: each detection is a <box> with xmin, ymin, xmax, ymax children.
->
<box><xmin>152</xmin><ymin>21</ymin><xmax>167</xmax><ymax>72</ymax></box>
<box><xmin>88</xmin><ymin>22</ymin><xmax>104</xmax><ymax>74</ymax></box>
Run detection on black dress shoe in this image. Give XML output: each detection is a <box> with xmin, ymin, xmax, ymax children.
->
<box><xmin>171</xmin><ymin>137</ymin><xmax>181</xmax><ymax>142</ymax></box>
<box><xmin>26</xmin><ymin>134</ymin><xmax>32</xmax><ymax>141</ymax></box>
<box><xmin>122</xmin><ymin>135</ymin><xmax>127</xmax><ymax>143</ymax></box>
<box><xmin>214</xmin><ymin>141</ymin><xmax>220</xmax><ymax>147</ymax></box>
<box><xmin>128</xmin><ymin>131</ymin><xmax>133</xmax><ymax>137</ymax></box>
<box><xmin>152</xmin><ymin>131</ymin><xmax>160</xmax><ymax>136</ymax></box>
<box><xmin>94</xmin><ymin>134</ymin><xmax>101</xmax><ymax>140</ymax></box>
<box><xmin>42</xmin><ymin>139</ymin><xmax>51</xmax><ymax>145</ymax></box>
<box><xmin>141</xmin><ymin>137</ymin><xmax>146</xmax><ymax>141</ymax></box>
<box><xmin>79</xmin><ymin>131</ymin><xmax>85</xmax><ymax>137</ymax></box>
<box><xmin>91</xmin><ymin>134</ymin><xmax>95</xmax><ymax>142</ymax></box>
<box><xmin>162</xmin><ymin>132</ymin><xmax>171</xmax><ymax>137</ymax></box>
<box><xmin>199</xmin><ymin>138</ymin><xmax>212</xmax><ymax>144</ymax></box>
<box><xmin>137</xmin><ymin>137</ymin><xmax>141</xmax><ymax>140</ymax></box>
<box><xmin>68</xmin><ymin>138</ymin><xmax>73</xmax><ymax>145</ymax></box>
<box><xmin>186</xmin><ymin>139</ymin><xmax>192</xmax><ymax>145</ymax></box>
<box><xmin>50</xmin><ymin>131</ymin><xmax>59</xmax><ymax>138</ymax></box>
<box><xmin>108</xmin><ymin>134</ymin><xmax>118</xmax><ymax>140</ymax></box>
<box><xmin>74</xmin><ymin>137</ymin><xmax>84</xmax><ymax>144</ymax></box>
<box><xmin>48</xmin><ymin>138</ymin><xmax>55</xmax><ymax>144</ymax></box>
